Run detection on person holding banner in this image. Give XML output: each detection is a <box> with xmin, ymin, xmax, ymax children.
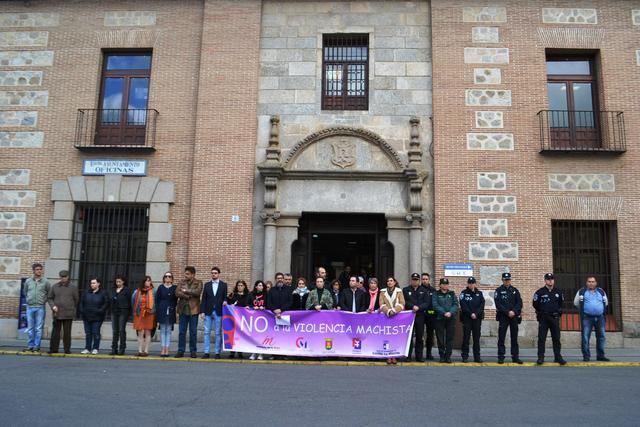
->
<box><xmin>291</xmin><ymin>278</ymin><xmax>310</xmax><ymax>310</ymax></box>
<box><xmin>23</xmin><ymin>263</ymin><xmax>51</xmax><ymax>352</ymax></box>
<box><xmin>228</xmin><ymin>280</ymin><xmax>250</xmax><ymax>359</ymax></box>
<box><xmin>379</xmin><ymin>276</ymin><xmax>406</xmax><ymax>364</ymax></box>
<box><xmin>339</xmin><ymin>276</ymin><xmax>368</xmax><ymax>313</ymax></box>
<box><xmin>433</xmin><ymin>278</ymin><xmax>458</xmax><ymax>363</ymax></box>
<box><xmin>249</xmin><ymin>281</ymin><xmax>267</xmax><ymax>361</ymax></box>
<box><xmin>267</xmin><ymin>273</ymin><xmax>293</xmax><ymax>317</ymax></box>
<box><xmin>306</xmin><ymin>277</ymin><xmax>333</xmax><ymax>311</ymax></box>
<box><xmin>366</xmin><ymin>278</ymin><xmax>380</xmax><ymax>312</ymax></box>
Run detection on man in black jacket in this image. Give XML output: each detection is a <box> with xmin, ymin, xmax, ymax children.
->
<box><xmin>267</xmin><ymin>273</ymin><xmax>293</xmax><ymax>316</ymax></box>
<box><xmin>403</xmin><ymin>273</ymin><xmax>430</xmax><ymax>362</ymax></box>
<box><xmin>200</xmin><ymin>267</ymin><xmax>227</xmax><ymax>359</ymax></box>
<box><xmin>494</xmin><ymin>272</ymin><xmax>523</xmax><ymax>364</ymax></box>
<box><xmin>339</xmin><ymin>276</ymin><xmax>368</xmax><ymax>313</ymax></box>
<box><xmin>533</xmin><ymin>273</ymin><xmax>566</xmax><ymax>365</ymax></box>
<box><xmin>459</xmin><ymin>277</ymin><xmax>485</xmax><ymax>363</ymax></box>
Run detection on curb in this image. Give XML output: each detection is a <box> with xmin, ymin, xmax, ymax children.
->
<box><xmin>2</xmin><ymin>350</ymin><xmax>639</xmax><ymax>367</ymax></box>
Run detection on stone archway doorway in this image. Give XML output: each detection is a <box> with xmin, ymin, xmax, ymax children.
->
<box><xmin>290</xmin><ymin>213</ymin><xmax>394</xmax><ymax>287</ymax></box>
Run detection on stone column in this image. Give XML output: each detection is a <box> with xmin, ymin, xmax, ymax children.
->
<box><xmin>275</xmin><ymin>214</ymin><xmax>301</xmax><ymax>276</ymax></box>
<box><xmin>261</xmin><ymin>212</ymin><xmax>279</xmax><ymax>283</ymax></box>
<box><xmin>407</xmin><ymin>214</ymin><xmax>423</xmax><ymax>275</ymax></box>
<box><xmin>386</xmin><ymin>216</ymin><xmax>410</xmax><ymax>282</ymax></box>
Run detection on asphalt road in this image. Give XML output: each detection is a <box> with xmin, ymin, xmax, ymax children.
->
<box><xmin>2</xmin><ymin>355</ymin><xmax>639</xmax><ymax>427</ymax></box>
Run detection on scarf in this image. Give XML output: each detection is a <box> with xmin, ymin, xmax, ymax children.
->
<box><xmin>368</xmin><ymin>288</ymin><xmax>379</xmax><ymax>311</ymax></box>
<box><xmin>293</xmin><ymin>287</ymin><xmax>309</xmax><ymax>296</ymax></box>
<box><xmin>134</xmin><ymin>285</ymin><xmax>154</xmax><ymax>316</ymax></box>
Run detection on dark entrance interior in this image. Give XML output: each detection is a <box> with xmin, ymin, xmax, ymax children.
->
<box><xmin>291</xmin><ymin>213</ymin><xmax>393</xmax><ymax>286</ymax></box>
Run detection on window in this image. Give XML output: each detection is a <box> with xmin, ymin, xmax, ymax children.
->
<box><xmin>70</xmin><ymin>204</ymin><xmax>149</xmax><ymax>300</ymax></box>
<box><xmin>551</xmin><ymin>221</ymin><xmax>620</xmax><ymax>331</ymax></box>
<box><xmin>322</xmin><ymin>34</ymin><xmax>368</xmax><ymax>110</ymax></box>
<box><xmin>96</xmin><ymin>52</ymin><xmax>152</xmax><ymax>145</ymax></box>
<box><xmin>545</xmin><ymin>54</ymin><xmax>599</xmax><ymax>148</ymax></box>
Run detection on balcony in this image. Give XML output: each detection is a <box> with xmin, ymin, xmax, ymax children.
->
<box><xmin>538</xmin><ymin>110</ymin><xmax>626</xmax><ymax>154</ymax></box>
<box><xmin>74</xmin><ymin>108</ymin><xmax>158</xmax><ymax>151</ymax></box>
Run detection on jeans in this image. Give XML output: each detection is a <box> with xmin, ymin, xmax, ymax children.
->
<box><xmin>83</xmin><ymin>320</ymin><xmax>103</xmax><ymax>351</ymax></box>
<box><xmin>203</xmin><ymin>312</ymin><xmax>222</xmax><ymax>355</ymax></box>
<box><xmin>581</xmin><ymin>314</ymin><xmax>606</xmax><ymax>359</ymax></box>
<box><xmin>111</xmin><ymin>311</ymin><xmax>128</xmax><ymax>352</ymax></box>
<box><xmin>26</xmin><ymin>305</ymin><xmax>46</xmax><ymax>349</ymax></box>
<box><xmin>178</xmin><ymin>314</ymin><xmax>198</xmax><ymax>353</ymax></box>
<box><xmin>159</xmin><ymin>323</ymin><xmax>173</xmax><ymax>348</ymax></box>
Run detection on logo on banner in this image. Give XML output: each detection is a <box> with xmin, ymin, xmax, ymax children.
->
<box><xmin>352</xmin><ymin>338</ymin><xmax>362</xmax><ymax>350</ymax></box>
<box><xmin>295</xmin><ymin>337</ymin><xmax>308</xmax><ymax>349</ymax></box>
<box><xmin>383</xmin><ymin>341</ymin><xmax>390</xmax><ymax>351</ymax></box>
<box><xmin>257</xmin><ymin>336</ymin><xmax>279</xmax><ymax>350</ymax></box>
<box><xmin>325</xmin><ymin>338</ymin><xmax>333</xmax><ymax>350</ymax></box>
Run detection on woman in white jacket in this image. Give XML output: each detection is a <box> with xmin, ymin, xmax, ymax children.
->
<box><xmin>379</xmin><ymin>276</ymin><xmax>406</xmax><ymax>365</ymax></box>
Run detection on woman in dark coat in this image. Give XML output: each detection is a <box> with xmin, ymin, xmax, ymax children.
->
<box><xmin>110</xmin><ymin>275</ymin><xmax>131</xmax><ymax>355</ymax></box>
<box><xmin>291</xmin><ymin>277</ymin><xmax>309</xmax><ymax>310</ymax></box>
<box><xmin>155</xmin><ymin>272</ymin><xmax>177</xmax><ymax>357</ymax></box>
<box><xmin>227</xmin><ymin>280</ymin><xmax>250</xmax><ymax>359</ymax></box>
<box><xmin>80</xmin><ymin>277</ymin><xmax>109</xmax><ymax>355</ymax></box>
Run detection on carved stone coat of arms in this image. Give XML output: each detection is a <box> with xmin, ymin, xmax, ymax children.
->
<box><xmin>330</xmin><ymin>139</ymin><xmax>356</xmax><ymax>169</ymax></box>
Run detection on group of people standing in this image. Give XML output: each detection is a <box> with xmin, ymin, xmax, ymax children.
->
<box><xmin>22</xmin><ymin>263</ymin><xmax>611</xmax><ymax>364</ymax></box>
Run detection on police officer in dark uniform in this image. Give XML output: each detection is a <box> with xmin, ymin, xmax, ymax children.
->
<box><xmin>533</xmin><ymin>273</ymin><xmax>567</xmax><ymax>365</ymax></box>
<box><xmin>421</xmin><ymin>273</ymin><xmax>436</xmax><ymax>360</ymax></box>
<box><xmin>403</xmin><ymin>273</ymin><xmax>430</xmax><ymax>362</ymax></box>
<box><xmin>494</xmin><ymin>272</ymin><xmax>523</xmax><ymax>364</ymax></box>
<box><xmin>459</xmin><ymin>276</ymin><xmax>485</xmax><ymax>363</ymax></box>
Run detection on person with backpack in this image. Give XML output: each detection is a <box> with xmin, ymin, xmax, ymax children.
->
<box><xmin>574</xmin><ymin>276</ymin><xmax>610</xmax><ymax>362</ymax></box>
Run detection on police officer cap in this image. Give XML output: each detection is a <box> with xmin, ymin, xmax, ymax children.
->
<box><xmin>411</xmin><ymin>273</ymin><xmax>420</xmax><ymax>280</ymax></box>
<box><xmin>544</xmin><ymin>273</ymin><xmax>554</xmax><ymax>280</ymax></box>
<box><xmin>439</xmin><ymin>278</ymin><xmax>449</xmax><ymax>285</ymax></box>
<box><xmin>502</xmin><ymin>272</ymin><xmax>511</xmax><ymax>280</ymax></box>
<box><xmin>467</xmin><ymin>276</ymin><xmax>476</xmax><ymax>284</ymax></box>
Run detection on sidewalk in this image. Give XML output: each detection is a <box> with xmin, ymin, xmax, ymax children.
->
<box><xmin>3</xmin><ymin>338</ymin><xmax>640</xmax><ymax>366</ymax></box>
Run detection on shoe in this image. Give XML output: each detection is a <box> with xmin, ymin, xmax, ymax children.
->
<box><xmin>91</xmin><ymin>349</ymin><xmax>98</xmax><ymax>355</ymax></box>
<box><xmin>555</xmin><ymin>358</ymin><xmax>567</xmax><ymax>366</ymax></box>
<box><xmin>497</xmin><ymin>359</ymin><xmax>504</xmax><ymax>364</ymax></box>
<box><xmin>249</xmin><ymin>354</ymin><xmax>256</xmax><ymax>360</ymax></box>
<box><xmin>439</xmin><ymin>357</ymin><xmax>445</xmax><ymax>363</ymax></box>
<box><xmin>118</xmin><ymin>350</ymin><xmax>125</xmax><ymax>356</ymax></box>
<box><xmin>201</xmin><ymin>353</ymin><xmax>210</xmax><ymax>359</ymax></box>
<box><xmin>238</xmin><ymin>353</ymin><xmax>244</xmax><ymax>359</ymax></box>
<box><xmin>214</xmin><ymin>354</ymin><xmax>221</xmax><ymax>359</ymax></box>
<box><xmin>583</xmin><ymin>356</ymin><xmax>590</xmax><ymax>362</ymax></box>
<box><xmin>109</xmin><ymin>350</ymin><xmax>117</xmax><ymax>356</ymax></box>
<box><xmin>22</xmin><ymin>347</ymin><xmax>34</xmax><ymax>352</ymax></box>
<box><xmin>393</xmin><ymin>358</ymin><xmax>398</xmax><ymax>364</ymax></box>
<box><xmin>597</xmin><ymin>356</ymin><xmax>610</xmax><ymax>362</ymax></box>
<box><xmin>137</xmin><ymin>352</ymin><xmax>143</xmax><ymax>357</ymax></box>
<box><xmin>64</xmin><ymin>351</ymin><xmax>71</xmax><ymax>354</ymax></box>
<box><xmin>47</xmin><ymin>350</ymin><xmax>58</xmax><ymax>354</ymax></box>
<box><xmin>175</xmin><ymin>351</ymin><xmax>184</xmax><ymax>358</ymax></box>
<box><xmin>229</xmin><ymin>353</ymin><xmax>235</xmax><ymax>359</ymax></box>
<box><xmin>426</xmin><ymin>354</ymin><xmax>434</xmax><ymax>361</ymax></box>
<box><xmin>190</xmin><ymin>352</ymin><xmax>197</xmax><ymax>358</ymax></box>
<box><xmin>386</xmin><ymin>358</ymin><xmax>393</xmax><ymax>365</ymax></box>
<box><xmin>257</xmin><ymin>355</ymin><xmax>263</xmax><ymax>360</ymax></box>
<box><xmin>461</xmin><ymin>357</ymin><xmax>468</xmax><ymax>363</ymax></box>
<box><xmin>81</xmin><ymin>349</ymin><xmax>90</xmax><ymax>354</ymax></box>
<box><xmin>415</xmin><ymin>357</ymin><xmax>424</xmax><ymax>362</ymax></box>
<box><xmin>160</xmin><ymin>354</ymin><xmax>168</xmax><ymax>358</ymax></box>
<box><xmin>33</xmin><ymin>347</ymin><xmax>40</xmax><ymax>353</ymax></box>
<box><xmin>512</xmin><ymin>358</ymin><xmax>523</xmax><ymax>365</ymax></box>
<box><xmin>536</xmin><ymin>359</ymin><xmax>544</xmax><ymax>365</ymax></box>
<box><xmin>445</xmin><ymin>358</ymin><xmax>452</xmax><ymax>364</ymax></box>
<box><xmin>474</xmin><ymin>358</ymin><xmax>484</xmax><ymax>363</ymax></box>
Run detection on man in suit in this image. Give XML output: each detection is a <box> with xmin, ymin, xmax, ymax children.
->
<box><xmin>339</xmin><ymin>276</ymin><xmax>368</xmax><ymax>313</ymax></box>
<box><xmin>200</xmin><ymin>266</ymin><xmax>227</xmax><ymax>359</ymax></box>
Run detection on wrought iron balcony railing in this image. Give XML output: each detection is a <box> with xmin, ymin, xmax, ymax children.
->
<box><xmin>537</xmin><ymin>110</ymin><xmax>625</xmax><ymax>153</ymax></box>
<box><xmin>75</xmin><ymin>108</ymin><xmax>159</xmax><ymax>150</ymax></box>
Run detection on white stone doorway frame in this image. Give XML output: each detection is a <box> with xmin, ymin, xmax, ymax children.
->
<box><xmin>46</xmin><ymin>175</ymin><xmax>174</xmax><ymax>284</ymax></box>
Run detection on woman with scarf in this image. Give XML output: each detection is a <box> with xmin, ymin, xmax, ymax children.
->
<box><xmin>305</xmin><ymin>277</ymin><xmax>333</xmax><ymax>311</ymax></box>
<box><xmin>291</xmin><ymin>277</ymin><xmax>309</xmax><ymax>310</ymax></box>
<box><xmin>379</xmin><ymin>276</ymin><xmax>406</xmax><ymax>365</ymax></box>
<box><xmin>249</xmin><ymin>280</ymin><xmax>267</xmax><ymax>360</ymax></box>
<box><xmin>132</xmin><ymin>276</ymin><xmax>156</xmax><ymax>357</ymax></box>
<box><xmin>155</xmin><ymin>272</ymin><xmax>177</xmax><ymax>357</ymax></box>
<box><xmin>228</xmin><ymin>280</ymin><xmax>251</xmax><ymax>359</ymax></box>
<box><xmin>366</xmin><ymin>278</ymin><xmax>380</xmax><ymax>313</ymax></box>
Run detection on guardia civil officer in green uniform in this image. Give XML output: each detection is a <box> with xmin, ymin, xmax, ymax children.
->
<box><xmin>432</xmin><ymin>278</ymin><xmax>458</xmax><ymax>363</ymax></box>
